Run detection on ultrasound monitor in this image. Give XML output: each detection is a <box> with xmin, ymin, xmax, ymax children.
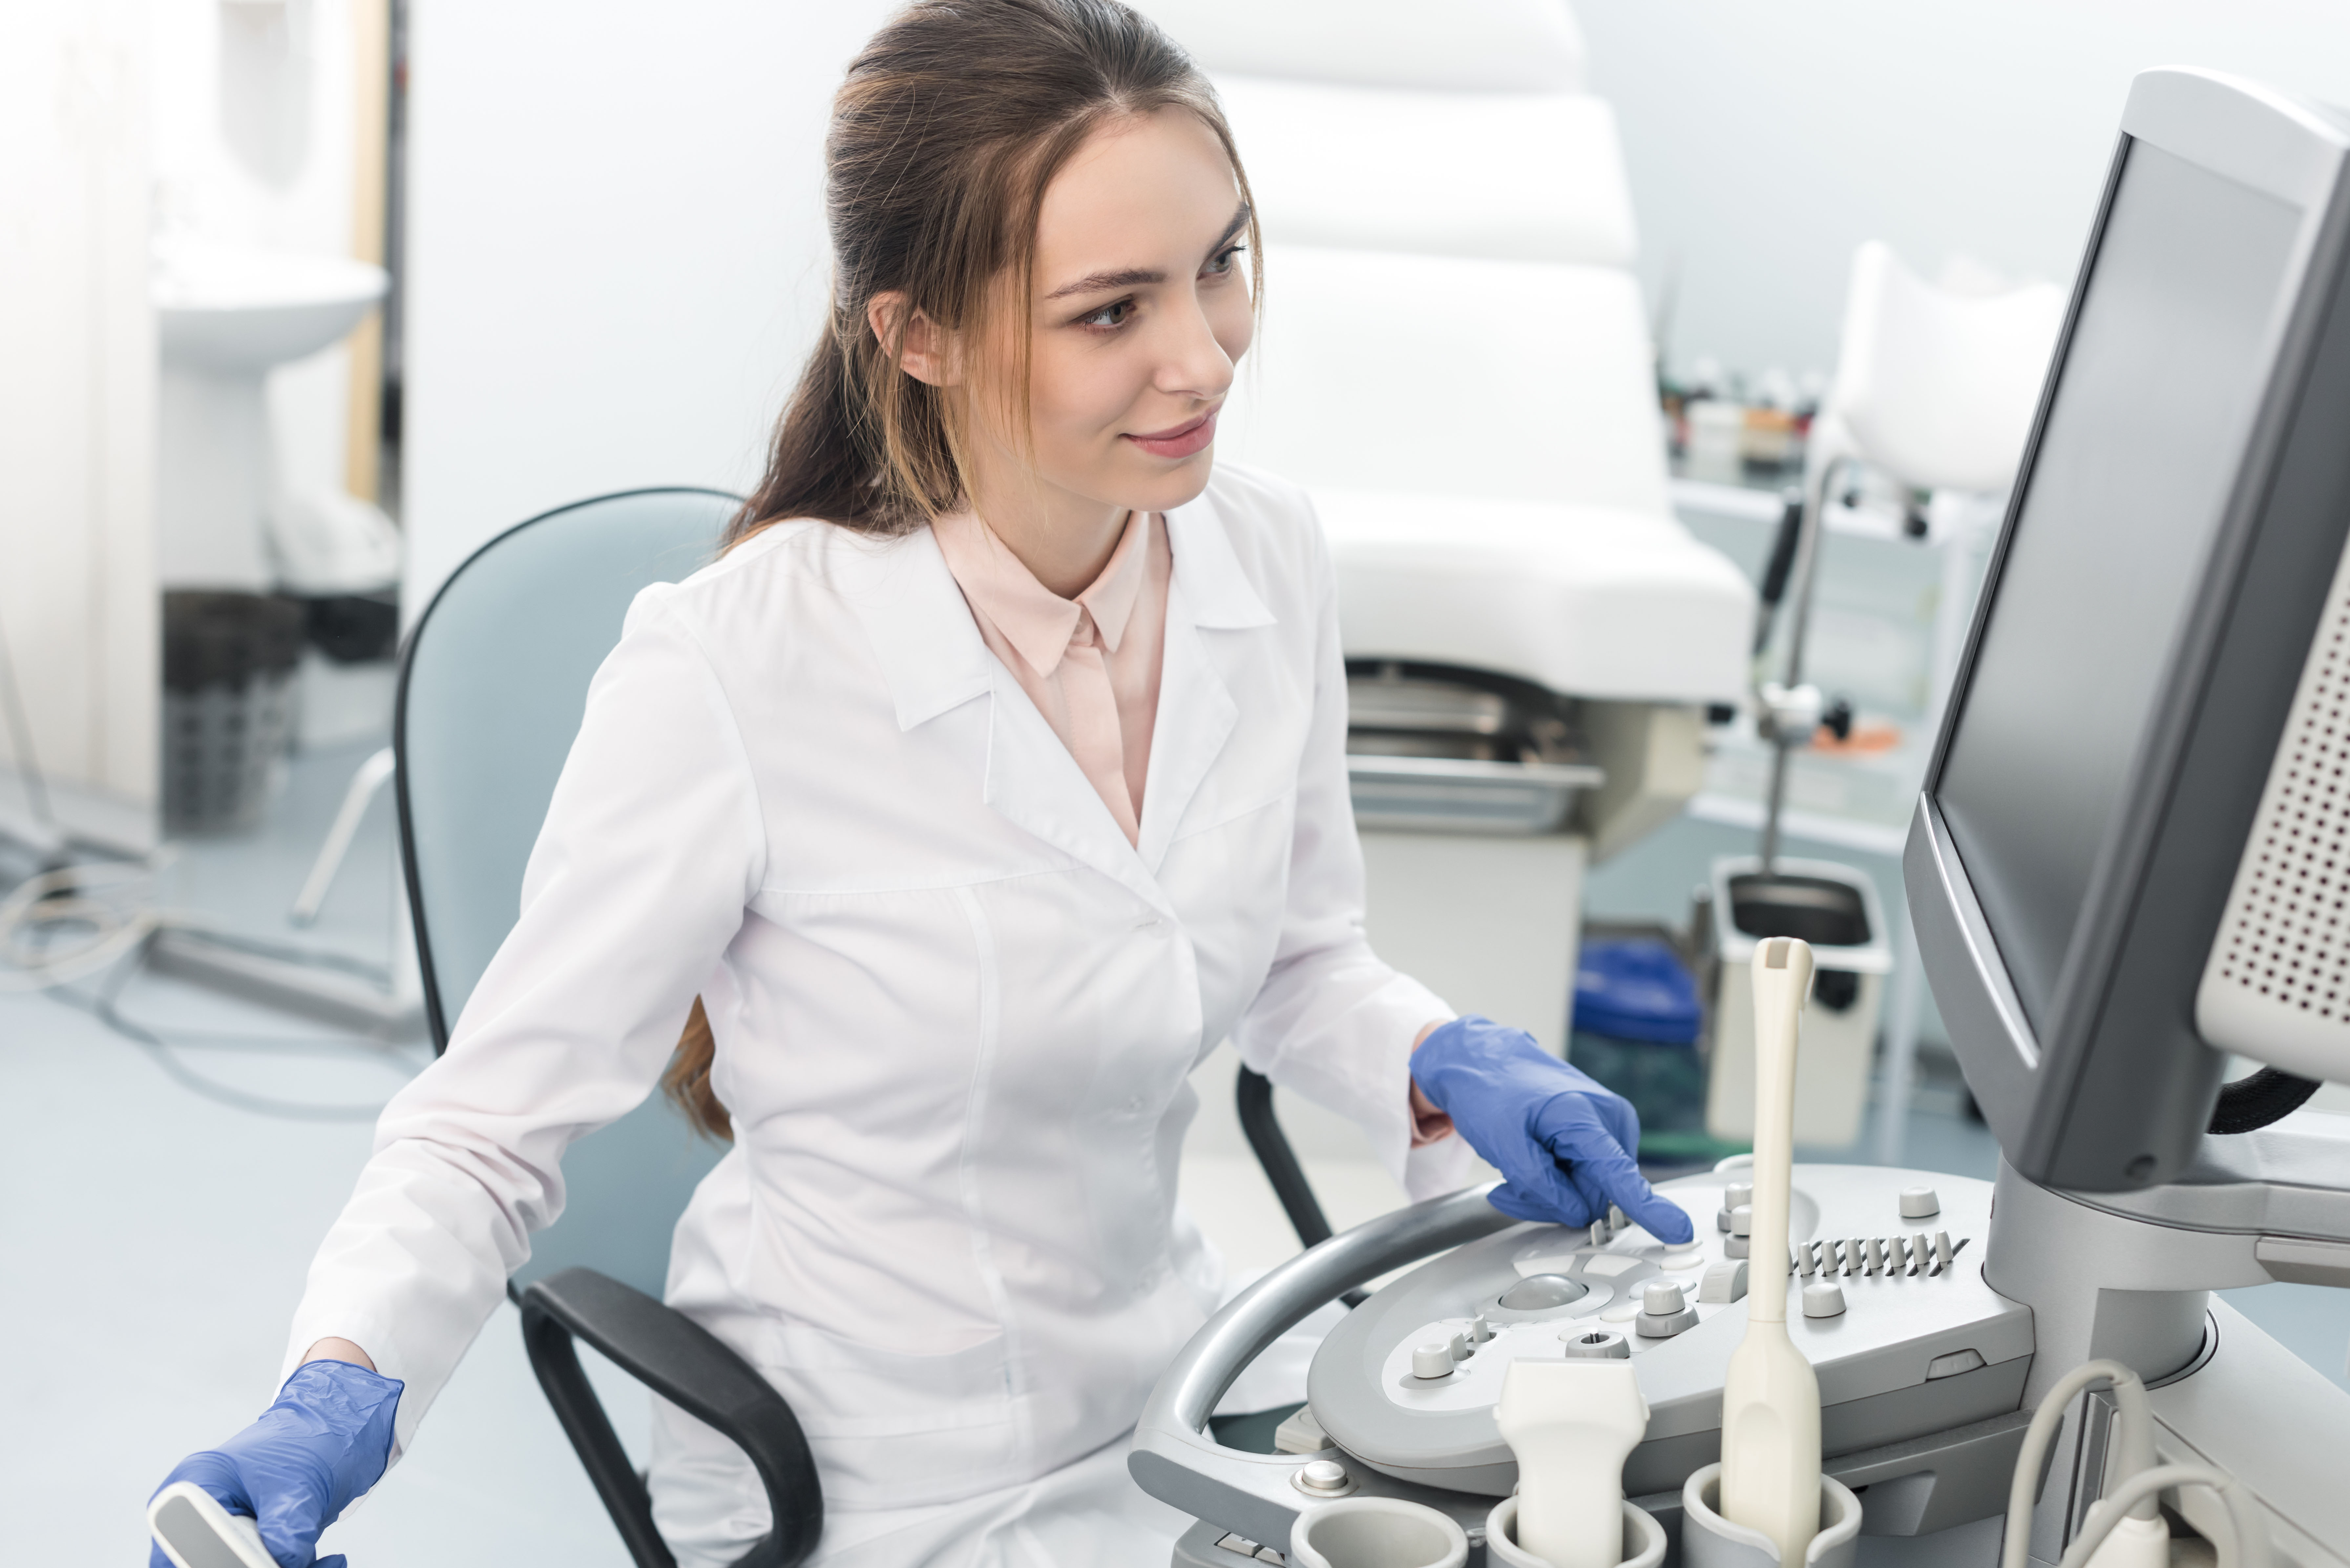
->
<box><xmin>1907</xmin><ymin>69</ymin><xmax>2350</xmax><ymax>1190</ymax></box>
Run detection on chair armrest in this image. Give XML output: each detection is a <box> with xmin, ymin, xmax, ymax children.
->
<box><xmin>520</xmin><ymin>1267</ymin><xmax>822</xmax><ymax>1568</ymax></box>
<box><xmin>1234</xmin><ymin>1067</ymin><xmax>1366</xmax><ymax>1309</ymax></box>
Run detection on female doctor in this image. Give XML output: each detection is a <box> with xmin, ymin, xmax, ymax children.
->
<box><xmin>151</xmin><ymin>2</ymin><xmax>1695</xmax><ymax>1564</ymax></box>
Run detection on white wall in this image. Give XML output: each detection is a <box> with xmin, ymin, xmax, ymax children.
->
<box><xmin>1577</xmin><ymin>0</ymin><xmax>2350</xmax><ymax>388</ymax></box>
<box><xmin>400</xmin><ymin>0</ymin><xmax>899</xmax><ymax>615</ymax></box>
<box><xmin>0</xmin><ymin>1</ymin><xmax>157</xmax><ymax>813</ymax></box>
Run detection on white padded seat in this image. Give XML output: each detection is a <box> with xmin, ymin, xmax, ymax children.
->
<box><xmin>1315</xmin><ymin>489</ymin><xmax>1753</xmax><ymax>703</ymax></box>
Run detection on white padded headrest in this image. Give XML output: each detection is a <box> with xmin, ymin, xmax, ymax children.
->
<box><xmin>1215</xmin><ymin>74</ymin><xmax>1636</xmax><ymax>266</ymax></box>
<box><xmin>1136</xmin><ymin>0</ymin><xmax>1585</xmax><ymax>94</ymax></box>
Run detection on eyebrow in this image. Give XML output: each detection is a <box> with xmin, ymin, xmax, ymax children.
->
<box><xmin>1041</xmin><ymin>202</ymin><xmax>1251</xmax><ymax>301</ymax></box>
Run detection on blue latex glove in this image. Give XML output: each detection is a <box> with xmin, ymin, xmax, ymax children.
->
<box><xmin>149</xmin><ymin>1360</ymin><xmax>403</xmax><ymax>1568</ymax></box>
<box><xmin>1411</xmin><ymin>1015</ymin><xmax>1695</xmax><ymax>1243</ymax></box>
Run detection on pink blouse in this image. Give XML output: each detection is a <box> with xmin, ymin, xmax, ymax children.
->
<box><xmin>929</xmin><ymin>507</ymin><xmax>1170</xmax><ymax>847</ymax></box>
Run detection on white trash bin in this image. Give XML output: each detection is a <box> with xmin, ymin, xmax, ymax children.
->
<box><xmin>1700</xmin><ymin>856</ymin><xmax>1891</xmax><ymax>1148</ymax></box>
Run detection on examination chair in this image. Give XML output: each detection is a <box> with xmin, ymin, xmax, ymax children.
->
<box><xmin>395</xmin><ymin>487</ymin><xmax>1349</xmax><ymax>1559</ymax></box>
<box><xmin>395</xmin><ymin>487</ymin><xmax>821</xmax><ymax>1568</ymax></box>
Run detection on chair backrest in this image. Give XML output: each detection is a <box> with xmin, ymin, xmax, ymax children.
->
<box><xmin>396</xmin><ymin>487</ymin><xmax>740</xmax><ymax>1295</ymax></box>
<box><xmin>1140</xmin><ymin>0</ymin><xmax>1670</xmax><ymax>517</ymax></box>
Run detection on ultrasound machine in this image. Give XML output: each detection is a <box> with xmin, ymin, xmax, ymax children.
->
<box><xmin>1133</xmin><ymin>67</ymin><xmax>2350</xmax><ymax>1568</ymax></box>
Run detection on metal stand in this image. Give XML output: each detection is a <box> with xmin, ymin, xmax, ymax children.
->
<box><xmin>1984</xmin><ymin>1114</ymin><xmax>2350</xmax><ymax>1564</ymax></box>
<box><xmin>147</xmin><ymin>927</ymin><xmax>421</xmax><ymax>1033</ymax></box>
<box><xmin>291</xmin><ymin>745</ymin><xmax>396</xmax><ymax>925</ymax></box>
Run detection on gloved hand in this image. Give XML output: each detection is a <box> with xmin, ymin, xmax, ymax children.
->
<box><xmin>149</xmin><ymin>1359</ymin><xmax>403</xmax><ymax>1568</ymax></box>
<box><xmin>1411</xmin><ymin>1015</ymin><xmax>1695</xmax><ymax>1244</ymax></box>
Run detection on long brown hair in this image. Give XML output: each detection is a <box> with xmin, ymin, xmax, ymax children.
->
<box><xmin>662</xmin><ymin>0</ymin><xmax>1260</xmax><ymax>1141</ymax></box>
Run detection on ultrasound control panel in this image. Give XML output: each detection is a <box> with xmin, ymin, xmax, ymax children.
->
<box><xmin>1304</xmin><ymin>1166</ymin><xmax>2028</xmax><ymax>1498</ymax></box>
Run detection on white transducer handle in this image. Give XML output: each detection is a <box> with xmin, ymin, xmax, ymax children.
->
<box><xmin>1496</xmin><ymin>1359</ymin><xmax>1650</xmax><ymax>1568</ymax></box>
<box><xmin>149</xmin><ymin>1481</ymin><xmax>277</xmax><ymax>1568</ymax></box>
<box><xmin>1720</xmin><ymin>936</ymin><xmax>1824</xmax><ymax>1567</ymax></box>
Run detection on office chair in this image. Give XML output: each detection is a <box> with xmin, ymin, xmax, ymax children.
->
<box><xmin>395</xmin><ymin>487</ymin><xmax>822</xmax><ymax>1568</ymax></box>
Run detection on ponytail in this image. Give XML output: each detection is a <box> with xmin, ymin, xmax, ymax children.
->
<box><xmin>664</xmin><ymin>997</ymin><xmax>730</xmax><ymax>1142</ymax></box>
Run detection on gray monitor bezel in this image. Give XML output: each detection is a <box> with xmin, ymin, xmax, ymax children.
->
<box><xmin>1906</xmin><ymin>68</ymin><xmax>2350</xmax><ymax>1190</ymax></box>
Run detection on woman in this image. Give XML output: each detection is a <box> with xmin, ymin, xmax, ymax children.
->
<box><xmin>150</xmin><ymin>3</ymin><xmax>1694</xmax><ymax>1564</ymax></box>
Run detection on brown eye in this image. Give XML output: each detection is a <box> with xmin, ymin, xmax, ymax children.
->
<box><xmin>1203</xmin><ymin>245</ymin><xmax>1243</xmax><ymax>277</ymax></box>
<box><xmin>1081</xmin><ymin>299</ymin><xmax>1134</xmax><ymax>329</ymax></box>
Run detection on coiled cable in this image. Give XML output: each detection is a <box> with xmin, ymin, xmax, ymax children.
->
<box><xmin>2004</xmin><ymin>1358</ymin><xmax>2263</xmax><ymax>1568</ymax></box>
<box><xmin>5</xmin><ymin>852</ymin><xmax>423</xmax><ymax>1120</ymax></box>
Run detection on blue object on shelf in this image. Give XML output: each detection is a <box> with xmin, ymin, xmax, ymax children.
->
<box><xmin>1574</xmin><ymin>937</ymin><xmax>1702</xmax><ymax>1046</ymax></box>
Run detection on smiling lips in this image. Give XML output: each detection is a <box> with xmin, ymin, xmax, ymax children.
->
<box><xmin>1125</xmin><ymin>407</ymin><xmax>1219</xmax><ymax>459</ymax></box>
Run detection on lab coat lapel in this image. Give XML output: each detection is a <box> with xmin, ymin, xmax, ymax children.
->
<box><xmin>836</xmin><ymin>528</ymin><xmax>1160</xmax><ymax>904</ymax></box>
<box><xmin>835</xmin><ymin>526</ymin><xmax>995</xmax><ymax>730</ymax></box>
<box><xmin>838</xmin><ymin>507</ymin><xmax>1272</xmax><ymax>909</ymax></box>
<box><xmin>982</xmin><ymin>664</ymin><xmax>1174</xmax><ymax>916</ymax></box>
<box><xmin>1138</xmin><ymin>494</ymin><xmax>1279</xmax><ymax>873</ymax></box>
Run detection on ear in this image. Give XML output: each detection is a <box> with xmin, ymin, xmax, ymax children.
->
<box><xmin>867</xmin><ymin>292</ymin><xmax>960</xmax><ymax>388</ymax></box>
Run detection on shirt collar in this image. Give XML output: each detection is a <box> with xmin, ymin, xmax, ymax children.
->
<box><xmin>930</xmin><ymin>508</ymin><xmax>1151</xmax><ymax>677</ymax></box>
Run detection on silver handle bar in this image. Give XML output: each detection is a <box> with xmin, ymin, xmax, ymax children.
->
<box><xmin>1127</xmin><ymin>1183</ymin><xmax>1513</xmax><ymax>1548</ymax></box>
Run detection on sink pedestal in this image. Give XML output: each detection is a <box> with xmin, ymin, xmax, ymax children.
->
<box><xmin>157</xmin><ymin>363</ymin><xmax>275</xmax><ymax>590</ymax></box>
<box><xmin>153</xmin><ymin>243</ymin><xmax>389</xmax><ymax>591</ymax></box>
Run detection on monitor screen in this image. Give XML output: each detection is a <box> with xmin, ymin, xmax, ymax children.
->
<box><xmin>1935</xmin><ymin>140</ymin><xmax>2302</xmax><ymax>1032</ymax></box>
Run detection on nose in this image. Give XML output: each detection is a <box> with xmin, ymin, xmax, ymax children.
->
<box><xmin>1153</xmin><ymin>289</ymin><xmax>1237</xmax><ymax>404</ymax></box>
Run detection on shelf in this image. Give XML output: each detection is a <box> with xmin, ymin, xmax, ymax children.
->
<box><xmin>1346</xmin><ymin>753</ymin><xmax>1603</xmax><ymax>836</ymax></box>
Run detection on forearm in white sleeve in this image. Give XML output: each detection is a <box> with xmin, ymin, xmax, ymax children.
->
<box><xmin>282</xmin><ymin>589</ymin><xmax>767</xmax><ymax>1457</ymax></box>
<box><xmin>1228</xmin><ymin>519</ymin><xmax>1471</xmax><ymax>1200</ymax></box>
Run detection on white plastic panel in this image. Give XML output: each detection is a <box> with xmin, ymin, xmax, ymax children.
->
<box><xmin>1223</xmin><ymin>244</ymin><xmax>1671</xmax><ymax>517</ymax></box>
<box><xmin>1136</xmin><ymin>0</ymin><xmax>1584</xmax><ymax>94</ymax></box>
<box><xmin>1216</xmin><ymin>75</ymin><xmax>1637</xmax><ymax>267</ymax></box>
<box><xmin>2197</xmin><ymin>525</ymin><xmax>2350</xmax><ymax>1085</ymax></box>
<box><xmin>1318</xmin><ymin>489</ymin><xmax>1753</xmax><ymax>704</ymax></box>
<box><xmin>2123</xmin><ymin>66</ymin><xmax>2350</xmax><ymax>213</ymax></box>
<box><xmin>1827</xmin><ymin>241</ymin><xmax>2066</xmax><ymax>496</ymax></box>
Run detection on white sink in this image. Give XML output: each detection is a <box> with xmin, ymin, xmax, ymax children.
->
<box><xmin>152</xmin><ymin>243</ymin><xmax>389</xmax><ymax>591</ymax></box>
<box><xmin>155</xmin><ymin>243</ymin><xmax>388</xmax><ymax>373</ymax></box>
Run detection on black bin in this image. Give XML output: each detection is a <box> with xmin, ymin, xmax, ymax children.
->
<box><xmin>162</xmin><ymin>591</ymin><xmax>305</xmax><ymax>834</ymax></box>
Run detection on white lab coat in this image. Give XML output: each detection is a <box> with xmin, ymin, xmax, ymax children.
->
<box><xmin>284</xmin><ymin>463</ymin><xmax>1471</xmax><ymax>1565</ymax></box>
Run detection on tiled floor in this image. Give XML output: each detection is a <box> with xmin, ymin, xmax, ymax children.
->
<box><xmin>4</xmin><ymin>742</ymin><xmax>2341</xmax><ymax>1566</ymax></box>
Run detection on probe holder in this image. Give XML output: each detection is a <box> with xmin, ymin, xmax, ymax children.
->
<box><xmin>1288</xmin><ymin>1497</ymin><xmax>1469</xmax><ymax>1568</ymax></box>
<box><xmin>1483</xmin><ymin>1497</ymin><xmax>1666</xmax><ymax>1568</ymax></box>
<box><xmin>1678</xmin><ymin>1465</ymin><xmax>1861</xmax><ymax>1568</ymax></box>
